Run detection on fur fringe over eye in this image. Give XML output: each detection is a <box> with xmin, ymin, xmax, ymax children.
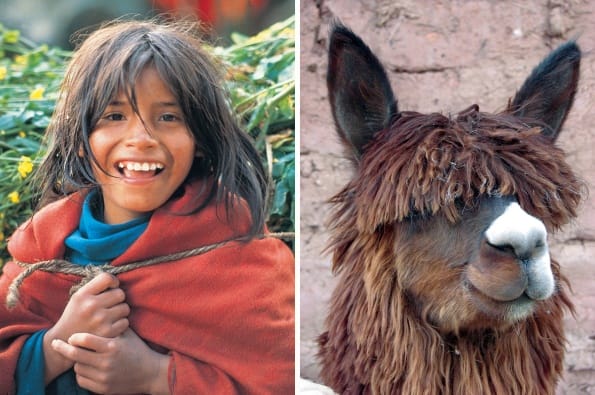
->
<box><xmin>332</xmin><ymin>106</ymin><xmax>584</xmax><ymax>234</ymax></box>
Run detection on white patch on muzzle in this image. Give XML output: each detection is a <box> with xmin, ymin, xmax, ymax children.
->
<box><xmin>484</xmin><ymin>202</ymin><xmax>554</xmax><ymax>301</ymax></box>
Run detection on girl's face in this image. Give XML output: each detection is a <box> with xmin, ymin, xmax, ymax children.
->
<box><xmin>89</xmin><ymin>66</ymin><xmax>195</xmax><ymax>224</ymax></box>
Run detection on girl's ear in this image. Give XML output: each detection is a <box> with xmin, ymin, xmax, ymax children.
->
<box><xmin>327</xmin><ymin>22</ymin><xmax>398</xmax><ymax>159</ymax></box>
<box><xmin>508</xmin><ymin>41</ymin><xmax>580</xmax><ymax>141</ymax></box>
<box><xmin>78</xmin><ymin>144</ymin><xmax>84</xmax><ymax>157</ymax></box>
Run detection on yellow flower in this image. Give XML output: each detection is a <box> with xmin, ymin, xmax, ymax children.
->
<box><xmin>14</xmin><ymin>55</ymin><xmax>27</xmax><ymax>65</ymax></box>
<box><xmin>30</xmin><ymin>86</ymin><xmax>44</xmax><ymax>100</ymax></box>
<box><xmin>0</xmin><ymin>66</ymin><xmax>7</xmax><ymax>80</ymax></box>
<box><xmin>18</xmin><ymin>131</ymin><xmax>26</xmax><ymax>138</ymax></box>
<box><xmin>8</xmin><ymin>191</ymin><xmax>20</xmax><ymax>204</ymax></box>
<box><xmin>3</xmin><ymin>30</ymin><xmax>20</xmax><ymax>44</ymax></box>
<box><xmin>17</xmin><ymin>156</ymin><xmax>33</xmax><ymax>178</ymax></box>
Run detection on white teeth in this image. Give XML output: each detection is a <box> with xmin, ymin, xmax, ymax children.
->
<box><xmin>118</xmin><ymin>161</ymin><xmax>164</xmax><ymax>172</ymax></box>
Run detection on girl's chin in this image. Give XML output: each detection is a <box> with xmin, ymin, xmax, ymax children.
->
<box><xmin>120</xmin><ymin>174</ymin><xmax>161</xmax><ymax>185</ymax></box>
<box><xmin>101</xmin><ymin>196</ymin><xmax>167</xmax><ymax>223</ymax></box>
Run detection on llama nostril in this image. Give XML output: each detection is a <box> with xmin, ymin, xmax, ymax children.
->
<box><xmin>485</xmin><ymin>241</ymin><xmax>516</xmax><ymax>257</ymax></box>
<box><xmin>484</xmin><ymin>202</ymin><xmax>548</xmax><ymax>260</ymax></box>
<box><xmin>485</xmin><ymin>237</ymin><xmax>544</xmax><ymax>261</ymax></box>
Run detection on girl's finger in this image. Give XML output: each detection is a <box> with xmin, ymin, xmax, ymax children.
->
<box><xmin>94</xmin><ymin>287</ymin><xmax>127</xmax><ymax>308</ymax></box>
<box><xmin>51</xmin><ymin>338</ymin><xmax>99</xmax><ymax>365</ymax></box>
<box><xmin>110</xmin><ymin>317</ymin><xmax>130</xmax><ymax>337</ymax></box>
<box><xmin>105</xmin><ymin>302</ymin><xmax>130</xmax><ymax>320</ymax></box>
<box><xmin>72</xmin><ymin>367</ymin><xmax>105</xmax><ymax>394</ymax></box>
<box><xmin>77</xmin><ymin>273</ymin><xmax>120</xmax><ymax>296</ymax></box>
<box><xmin>68</xmin><ymin>332</ymin><xmax>114</xmax><ymax>354</ymax></box>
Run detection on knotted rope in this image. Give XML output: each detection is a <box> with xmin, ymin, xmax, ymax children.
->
<box><xmin>6</xmin><ymin>232</ymin><xmax>294</xmax><ymax>309</ymax></box>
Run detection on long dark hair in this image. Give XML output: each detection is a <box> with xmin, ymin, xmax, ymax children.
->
<box><xmin>34</xmin><ymin>19</ymin><xmax>268</xmax><ymax>236</ymax></box>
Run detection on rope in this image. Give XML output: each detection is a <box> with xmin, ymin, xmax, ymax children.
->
<box><xmin>6</xmin><ymin>232</ymin><xmax>294</xmax><ymax>309</ymax></box>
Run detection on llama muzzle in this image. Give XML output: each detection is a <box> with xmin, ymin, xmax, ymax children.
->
<box><xmin>466</xmin><ymin>202</ymin><xmax>553</xmax><ymax>318</ymax></box>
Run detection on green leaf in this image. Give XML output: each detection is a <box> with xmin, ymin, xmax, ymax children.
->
<box><xmin>3</xmin><ymin>30</ymin><xmax>20</xmax><ymax>44</ymax></box>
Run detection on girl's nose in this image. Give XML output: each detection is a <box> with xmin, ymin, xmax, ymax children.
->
<box><xmin>126</xmin><ymin>116</ymin><xmax>157</xmax><ymax>148</ymax></box>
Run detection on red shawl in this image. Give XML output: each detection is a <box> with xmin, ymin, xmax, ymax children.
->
<box><xmin>0</xmin><ymin>181</ymin><xmax>295</xmax><ymax>394</ymax></box>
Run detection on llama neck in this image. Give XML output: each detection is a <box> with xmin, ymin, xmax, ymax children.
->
<box><xmin>368</xmin><ymin>295</ymin><xmax>568</xmax><ymax>394</ymax></box>
<box><xmin>320</xmin><ymin>262</ymin><xmax>572</xmax><ymax>395</ymax></box>
<box><xmin>439</xmin><ymin>311</ymin><xmax>567</xmax><ymax>395</ymax></box>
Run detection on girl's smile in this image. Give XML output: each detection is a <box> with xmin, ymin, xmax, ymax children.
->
<box><xmin>89</xmin><ymin>66</ymin><xmax>195</xmax><ymax>224</ymax></box>
<box><xmin>115</xmin><ymin>160</ymin><xmax>166</xmax><ymax>182</ymax></box>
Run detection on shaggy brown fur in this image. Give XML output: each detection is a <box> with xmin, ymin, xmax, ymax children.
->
<box><xmin>319</xmin><ymin>23</ymin><xmax>583</xmax><ymax>395</ymax></box>
<box><xmin>320</xmin><ymin>257</ymin><xmax>572</xmax><ymax>394</ymax></box>
<box><xmin>339</xmin><ymin>107</ymin><xmax>582</xmax><ymax>233</ymax></box>
<box><xmin>319</xmin><ymin>109</ymin><xmax>579</xmax><ymax>395</ymax></box>
<box><xmin>320</xmin><ymin>107</ymin><xmax>580</xmax><ymax>394</ymax></box>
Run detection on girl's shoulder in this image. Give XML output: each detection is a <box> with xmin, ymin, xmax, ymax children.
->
<box><xmin>8</xmin><ymin>192</ymin><xmax>85</xmax><ymax>263</ymax></box>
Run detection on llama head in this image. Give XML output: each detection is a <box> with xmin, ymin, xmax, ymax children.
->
<box><xmin>327</xmin><ymin>23</ymin><xmax>582</xmax><ymax>333</ymax></box>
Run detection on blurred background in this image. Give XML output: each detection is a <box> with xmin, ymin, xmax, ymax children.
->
<box><xmin>0</xmin><ymin>0</ymin><xmax>293</xmax><ymax>47</ymax></box>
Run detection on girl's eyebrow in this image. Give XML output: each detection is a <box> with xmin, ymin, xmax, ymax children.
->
<box><xmin>107</xmin><ymin>100</ymin><xmax>127</xmax><ymax>107</ymax></box>
<box><xmin>155</xmin><ymin>101</ymin><xmax>180</xmax><ymax>107</ymax></box>
<box><xmin>105</xmin><ymin>100</ymin><xmax>180</xmax><ymax>108</ymax></box>
<box><xmin>153</xmin><ymin>102</ymin><xmax>182</xmax><ymax>111</ymax></box>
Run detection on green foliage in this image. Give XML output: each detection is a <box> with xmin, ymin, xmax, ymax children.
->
<box><xmin>0</xmin><ymin>24</ymin><xmax>70</xmax><ymax>266</ymax></box>
<box><xmin>0</xmin><ymin>17</ymin><xmax>295</xmax><ymax>265</ymax></box>
<box><xmin>214</xmin><ymin>16</ymin><xmax>295</xmax><ymax>236</ymax></box>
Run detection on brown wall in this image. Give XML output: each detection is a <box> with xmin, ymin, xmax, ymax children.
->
<box><xmin>299</xmin><ymin>1</ymin><xmax>595</xmax><ymax>393</ymax></box>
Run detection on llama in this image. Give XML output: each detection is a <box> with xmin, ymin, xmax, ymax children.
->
<box><xmin>318</xmin><ymin>23</ymin><xmax>583</xmax><ymax>395</ymax></box>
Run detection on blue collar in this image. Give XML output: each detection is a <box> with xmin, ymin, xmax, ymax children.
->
<box><xmin>64</xmin><ymin>190</ymin><xmax>150</xmax><ymax>265</ymax></box>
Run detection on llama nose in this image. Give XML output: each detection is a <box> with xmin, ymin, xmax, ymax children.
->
<box><xmin>484</xmin><ymin>203</ymin><xmax>548</xmax><ymax>260</ymax></box>
<box><xmin>482</xmin><ymin>202</ymin><xmax>553</xmax><ymax>300</ymax></box>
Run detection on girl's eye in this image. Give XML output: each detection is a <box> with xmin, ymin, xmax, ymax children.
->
<box><xmin>159</xmin><ymin>113</ymin><xmax>180</xmax><ymax>122</ymax></box>
<box><xmin>104</xmin><ymin>113</ymin><xmax>125</xmax><ymax>121</ymax></box>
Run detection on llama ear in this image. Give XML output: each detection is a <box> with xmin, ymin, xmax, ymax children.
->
<box><xmin>509</xmin><ymin>41</ymin><xmax>580</xmax><ymax>140</ymax></box>
<box><xmin>327</xmin><ymin>22</ymin><xmax>398</xmax><ymax>158</ymax></box>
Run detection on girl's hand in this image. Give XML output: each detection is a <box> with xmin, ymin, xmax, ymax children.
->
<box><xmin>43</xmin><ymin>273</ymin><xmax>130</xmax><ymax>383</ymax></box>
<box><xmin>53</xmin><ymin>273</ymin><xmax>130</xmax><ymax>338</ymax></box>
<box><xmin>51</xmin><ymin>328</ymin><xmax>170</xmax><ymax>395</ymax></box>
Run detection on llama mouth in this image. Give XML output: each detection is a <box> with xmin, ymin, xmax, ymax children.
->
<box><xmin>465</xmin><ymin>279</ymin><xmax>535</xmax><ymax>321</ymax></box>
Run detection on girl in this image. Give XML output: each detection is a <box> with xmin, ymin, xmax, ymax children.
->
<box><xmin>0</xmin><ymin>19</ymin><xmax>295</xmax><ymax>394</ymax></box>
